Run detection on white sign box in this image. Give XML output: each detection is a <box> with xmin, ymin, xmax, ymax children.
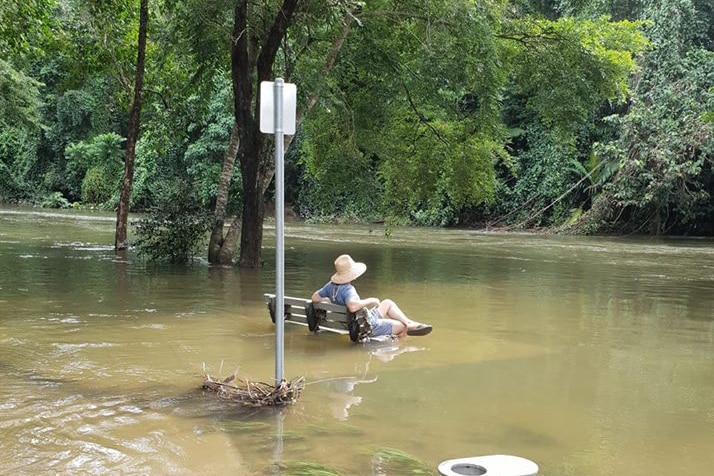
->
<box><xmin>259</xmin><ymin>80</ymin><xmax>297</xmax><ymax>135</ymax></box>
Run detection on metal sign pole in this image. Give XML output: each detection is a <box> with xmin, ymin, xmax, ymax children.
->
<box><xmin>274</xmin><ymin>78</ymin><xmax>285</xmax><ymax>384</ymax></box>
<box><xmin>260</xmin><ymin>78</ymin><xmax>294</xmax><ymax>386</ymax></box>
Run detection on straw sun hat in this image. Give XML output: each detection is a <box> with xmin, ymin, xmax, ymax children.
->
<box><xmin>331</xmin><ymin>254</ymin><xmax>367</xmax><ymax>284</ymax></box>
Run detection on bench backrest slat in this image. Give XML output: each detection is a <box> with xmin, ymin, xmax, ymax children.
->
<box><xmin>313</xmin><ymin>301</ymin><xmax>349</xmax><ymax>313</ymax></box>
<box><xmin>263</xmin><ymin>293</ymin><xmax>353</xmax><ymax>338</ymax></box>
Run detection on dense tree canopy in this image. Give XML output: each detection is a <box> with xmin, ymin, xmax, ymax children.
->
<box><xmin>581</xmin><ymin>0</ymin><xmax>714</xmax><ymax>234</ymax></box>
<box><xmin>299</xmin><ymin>1</ymin><xmax>650</xmax><ymax>228</ymax></box>
<box><xmin>0</xmin><ymin>0</ymin><xmax>711</xmax><ymax>263</ymax></box>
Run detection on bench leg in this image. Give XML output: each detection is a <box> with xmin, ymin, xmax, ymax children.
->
<box><xmin>268</xmin><ymin>298</ymin><xmax>276</xmax><ymax>323</ymax></box>
<box><xmin>267</xmin><ymin>298</ymin><xmax>293</xmax><ymax>323</ymax></box>
<box><xmin>306</xmin><ymin>304</ymin><xmax>321</xmax><ymax>332</ymax></box>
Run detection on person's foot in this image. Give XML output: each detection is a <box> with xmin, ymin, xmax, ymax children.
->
<box><xmin>407</xmin><ymin>324</ymin><xmax>432</xmax><ymax>336</ymax></box>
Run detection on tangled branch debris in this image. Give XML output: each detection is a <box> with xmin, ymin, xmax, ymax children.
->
<box><xmin>202</xmin><ymin>370</ymin><xmax>305</xmax><ymax>407</ymax></box>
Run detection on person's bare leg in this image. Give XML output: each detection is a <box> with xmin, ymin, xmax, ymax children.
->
<box><xmin>378</xmin><ymin>299</ymin><xmax>423</xmax><ymax>330</ymax></box>
<box><xmin>388</xmin><ymin>319</ymin><xmax>407</xmax><ymax>337</ymax></box>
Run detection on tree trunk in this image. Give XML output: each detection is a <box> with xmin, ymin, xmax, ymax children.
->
<box><xmin>227</xmin><ymin>0</ymin><xmax>299</xmax><ymax>268</ymax></box>
<box><xmin>208</xmin><ymin>121</ymin><xmax>240</xmax><ymax>264</ymax></box>
<box><xmin>212</xmin><ymin>0</ymin><xmax>351</xmax><ymax>267</ymax></box>
<box><xmin>238</xmin><ymin>133</ymin><xmax>276</xmax><ymax>267</ymax></box>
<box><xmin>219</xmin><ymin>217</ymin><xmax>241</xmax><ymax>263</ymax></box>
<box><xmin>115</xmin><ymin>0</ymin><xmax>149</xmax><ymax>251</ymax></box>
<box><xmin>237</xmin><ymin>170</ymin><xmax>266</xmax><ymax>268</ymax></box>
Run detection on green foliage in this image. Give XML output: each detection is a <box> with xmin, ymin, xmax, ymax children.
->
<box><xmin>0</xmin><ymin>0</ymin><xmax>56</xmax><ymax>61</ymax></box>
<box><xmin>133</xmin><ymin>179</ymin><xmax>211</xmax><ymax>264</ymax></box>
<box><xmin>41</xmin><ymin>191</ymin><xmax>71</xmax><ymax>208</ymax></box>
<box><xmin>0</xmin><ymin>59</ymin><xmax>44</xmax><ymax>201</ymax></box>
<box><xmin>1</xmin><ymin>0</ymin><xmax>710</xmax><ymax>240</ymax></box>
<box><xmin>298</xmin><ymin>113</ymin><xmax>381</xmax><ymax>222</ymax></box>
<box><xmin>371</xmin><ymin>447</ymin><xmax>432</xmax><ymax>475</ymax></box>
<box><xmin>56</xmin><ymin>89</ymin><xmax>95</xmax><ymax>132</ymax></box>
<box><xmin>184</xmin><ymin>73</ymin><xmax>239</xmax><ymax>210</ymax></box>
<box><xmin>0</xmin><ymin>126</ymin><xmax>42</xmax><ymax>200</ymax></box>
<box><xmin>296</xmin><ymin>0</ymin><xmax>648</xmax><ymax>228</ymax></box>
<box><xmin>278</xmin><ymin>461</ymin><xmax>340</xmax><ymax>476</ymax></box>
<box><xmin>64</xmin><ymin>133</ymin><xmax>124</xmax><ymax>205</ymax></box>
<box><xmin>499</xmin><ymin>123</ymin><xmax>579</xmax><ymax>226</ymax></box>
<box><xmin>52</xmin><ymin>0</ymin><xmax>141</xmax><ymax>103</ymax></box>
<box><xmin>582</xmin><ymin>0</ymin><xmax>714</xmax><ymax>235</ymax></box>
<box><xmin>377</xmin><ymin>112</ymin><xmax>500</xmax><ymax>225</ymax></box>
<box><xmin>483</xmin><ymin>7</ymin><xmax>651</xmax><ymax>230</ymax></box>
<box><xmin>129</xmin><ymin>139</ymin><xmax>157</xmax><ymax>211</ymax></box>
<box><xmin>503</xmin><ymin>15</ymin><xmax>650</xmax><ymax>134</ymax></box>
<box><xmin>0</xmin><ymin>160</ymin><xmax>18</xmax><ymax>201</ymax></box>
<box><xmin>0</xmin><ymin>59</ymin><xmax>44</xmax><ymax>129</ymax></box>
<box><xmin>128</xmin><ymin>66</ymin><xmax>242</xmax><ymax>214</ymax></box>
<box><xmin>36</xmin><ymin>76</ymin><xmax>124</xmax><ymax>200</ymax></box>
<box><xmin>298</xmin><ymin>0</ymin><xmax>509</xmax><ymax>225</ymax></box>
<box><xmin>130</xmin><ymin>104</ymin><xmax>189</xmax><ymax>213</ymax></box>
<box><xmin>573</xmin><ymin>142</ymin><xmax>621</xmax><ymax>196</ymax></box>
<box><xmin>81</xmin><ymin>166</ymin><xmax>115</xmax><ymax>205</ymax></box>
<box><xmin>52</xmin><ymin>86</ymin><xmax>114</xmax><ymax>147</ymax></box>
<box><xmin>555</xmin><ymin>0</ymin><xmax>642</xmax><ymax>20</ymax></box>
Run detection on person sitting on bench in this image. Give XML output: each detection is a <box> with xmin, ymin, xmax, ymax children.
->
<box><xmin>311</xmin><ymin>254</ymin><xmax>433</xmax><ymax>337</ymax></box>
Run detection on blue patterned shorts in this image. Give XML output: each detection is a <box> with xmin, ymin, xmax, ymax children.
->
<box><xmin>368</xmin><ymin>308</ymin><xmax>393</xmax><ymax>336</ymax></box>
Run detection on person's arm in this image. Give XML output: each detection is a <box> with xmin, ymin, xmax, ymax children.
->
<box><xmin>312</xmin><ymin>282</ymin><xmax>332</xmax><ymax>303</ymax></box>
<box><xmin>311</xmin><ymin>291</ymin><xmax>329</xmax><ymax>303</ymax></box>
<box><xmin>345</xmin><ymin>296</ymin><xmax>380</xmax><ymax>313</ymax></box>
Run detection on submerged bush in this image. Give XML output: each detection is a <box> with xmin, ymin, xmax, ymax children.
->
<box><xmin>41</xmin><ymin>191</ymin><xmax>71</xmax><ymax>209</ymax></box>
<box><xmin>133</xmin><ymin>179</ymin><xmax>211</xmax><ymax>264</ymax></box>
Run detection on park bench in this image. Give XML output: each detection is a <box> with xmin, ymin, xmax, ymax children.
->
<box><xmin>264</xmin><ymin>294</ymin><xmax>371</xmax><ymax>342</ymax></box>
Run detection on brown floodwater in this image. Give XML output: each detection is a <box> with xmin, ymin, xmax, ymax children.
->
<box><xmin>0</xmin><ymin>207</ymin><xmax>712</xmax><ymax>475</ymax></box>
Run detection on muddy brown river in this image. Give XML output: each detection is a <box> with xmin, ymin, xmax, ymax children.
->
<box><xmin>1</xmin><ymin>207</ymin><xmax>712</xmax><ymax>475</ymax></box>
